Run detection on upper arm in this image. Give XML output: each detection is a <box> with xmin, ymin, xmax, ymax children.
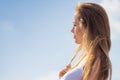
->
<box><xmin>89</xmin><ymin>57</ymin><xmax>101</xmax><ymax>80</ymax></box>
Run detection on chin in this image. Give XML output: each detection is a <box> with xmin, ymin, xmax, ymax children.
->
<box><xmin>75</xmin><ymin>40</ymin><xmax>81</xmax><ymax>44</ymax></box>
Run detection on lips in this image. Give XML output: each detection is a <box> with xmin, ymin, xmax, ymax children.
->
<box><xmin>74</xmin><ymin>35</ymin><xmax>76</xmax><ymax>39</ymax></box>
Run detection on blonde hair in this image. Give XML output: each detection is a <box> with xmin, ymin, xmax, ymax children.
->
<box><xmin>71</xmin><ymin>2</ymin><xmax>112</xmax><ymax>80</ymax></box>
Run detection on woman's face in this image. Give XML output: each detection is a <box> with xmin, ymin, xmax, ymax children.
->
<box><xmin>71</xmin><ymin>15</ymin><xmax>84</xmax><ymax>44</ymax></box>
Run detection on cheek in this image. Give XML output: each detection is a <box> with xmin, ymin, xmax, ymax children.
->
<box><xmin>75</xmin><ymin>28</ymin><xmax>84</xmax><ymax>44</ymax></box>
<box><xmin>76</xmin><ymin>28</ymin><xmax>84</xmax><ymax>37</ymax></box>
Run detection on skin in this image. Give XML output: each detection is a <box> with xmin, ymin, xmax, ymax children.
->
<box><xmin>59</xmin><ymin>14</ymin><xmax>85</xmax><ymax>78</ymax></box>
<box><xmin>71</xmin><ymin>14</ymin><xmax>84</xmax><ymax>44</ymax></box>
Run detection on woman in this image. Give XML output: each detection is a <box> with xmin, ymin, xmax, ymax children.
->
<box><xmin>59</xmin><ymin>2</ymin><xmax>112</xmax><ymax>80</ymax></box>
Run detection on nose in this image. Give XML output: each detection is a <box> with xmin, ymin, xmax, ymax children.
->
<box><xmin>71</xmin><ymin>27</ymin><xmax>74</xmax><ymax>33</ymax></box>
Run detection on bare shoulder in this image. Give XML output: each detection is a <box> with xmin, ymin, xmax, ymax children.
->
<box><xmin>89</xmin><ymin>57</ymin><xmax>101</xmax><ymax>80</ymax></box>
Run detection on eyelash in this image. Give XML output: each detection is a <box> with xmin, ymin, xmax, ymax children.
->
<box><xmin>74</xmin><ymin>24</ymin><xmax>77</xmax><ymax>28</ymax></box>
<box><xmin>73</xmin><ymin>24</ymin><xmax>76</xmax><ymax>26</ymax></box>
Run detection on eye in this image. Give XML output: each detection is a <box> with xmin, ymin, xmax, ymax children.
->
<box><xmin>73</xmin><ymin>24</ymin><xmax>77</xmax><ymax>27</ymax></box>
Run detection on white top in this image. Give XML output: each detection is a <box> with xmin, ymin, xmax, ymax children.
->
<box><xmin>60</xmin><ymin>56</ymin><xmax>87</xmax><ymax>80</ymax></box>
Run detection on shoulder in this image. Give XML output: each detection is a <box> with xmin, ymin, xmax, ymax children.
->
<box><xmin>61</xmin><ymin>67</ymin><xmax>83</xmax><ymax>80</ymax></box>
<box><xmin>89</xmin><ymin>57</ymin><xmax>101</xmax><ymax>80</ymax></box>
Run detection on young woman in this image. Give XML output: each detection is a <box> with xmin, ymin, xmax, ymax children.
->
<box><xmin>59</xmin><ymin>2</ymin><xmax>112</xmax><ymax>80</ymax></box>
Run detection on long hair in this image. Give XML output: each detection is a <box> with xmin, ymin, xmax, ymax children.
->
<box><xmin>74</xmin><ymin>2</ymin><xmax>112</xmax><ymax>80</ymax></box>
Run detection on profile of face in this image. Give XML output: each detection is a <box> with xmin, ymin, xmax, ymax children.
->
<box><xmin>71</xmin><ymin>14</ymin><xmax>84</xmax><ymax>44</ymax></box>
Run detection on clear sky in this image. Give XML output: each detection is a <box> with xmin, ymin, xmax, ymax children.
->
<box><xmin>0</xmin><ymin>0</ymin><xmax>120</xmax><ymax>80</ymax></box>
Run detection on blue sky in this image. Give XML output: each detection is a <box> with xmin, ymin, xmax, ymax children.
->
<box><xmin>0</xmin><ymin>0</ymin><xmax>120</xmax><ymax>80</ymax></box>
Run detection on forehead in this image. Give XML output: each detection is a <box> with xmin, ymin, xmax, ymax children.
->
<box><xmin>73</xmin><ymin>14</ymin><xmax>79</xmax><ymax>24</ymax></box>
